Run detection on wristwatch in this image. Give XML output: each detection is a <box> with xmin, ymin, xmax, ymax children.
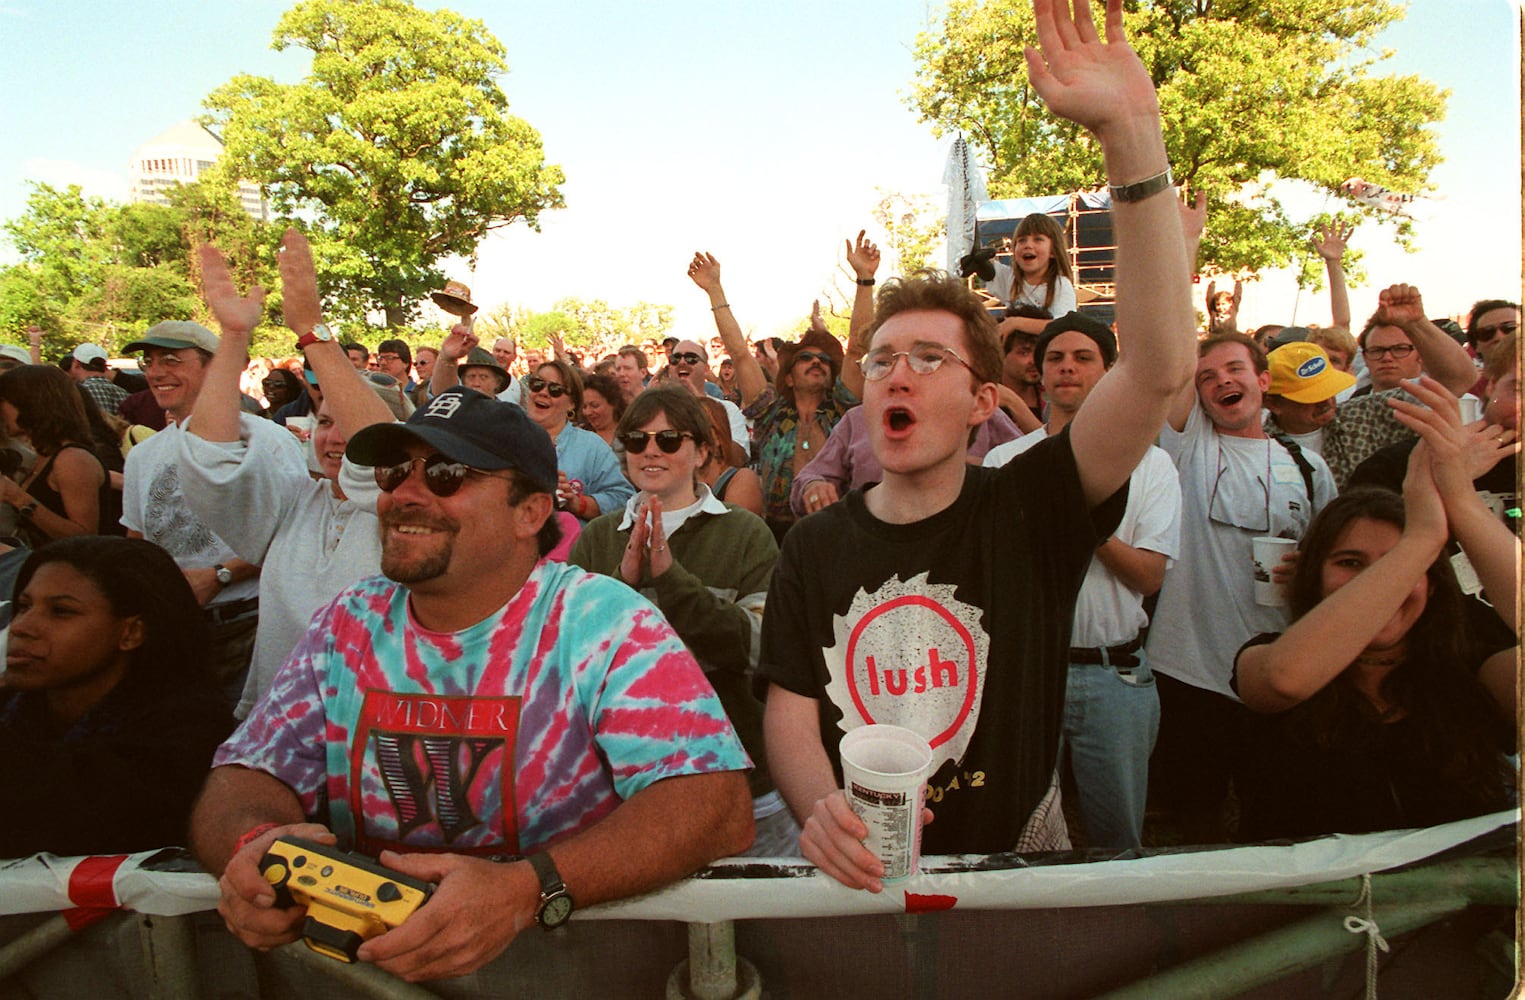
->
<box><xmin>528</xmin><ymin>852</ymin><xmax>573</xmax><ymax>930</ymax></box>
<box><xmin>214</xmin><ymin>563</ymin><xmax>234</xmax><ymax>586</ymax></box>
<box><xmin>296</xmin><ymin>322</ymin><xmax>335</xmax><ymax>351</ymax></box>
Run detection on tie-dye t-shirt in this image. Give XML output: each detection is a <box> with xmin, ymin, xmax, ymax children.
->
<box><xmin>214</xmin><ymin>560</ymin><xmax>749</xmax><ymax>856</ymax></box>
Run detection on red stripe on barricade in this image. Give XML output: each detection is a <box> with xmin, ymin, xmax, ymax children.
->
<box><xmin>62</xmin><ymin>906</ymin><xmax>116</xmax><ymax>931</ymax></box>
<box><xmin>66</xmin><ymin>855</ymin><xmax>129</xmax><ymax>910</ymax></box>
<box><xmin>904</xmin><ymin>891</ymin><xmax>958</xmax><ymax>913</ymax></box>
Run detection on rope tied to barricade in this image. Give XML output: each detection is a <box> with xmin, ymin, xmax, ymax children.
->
<box><xmin>1342</xmin><ymin>873</ymin><xmax>1389</xmax><ymax>1000</ymax></box>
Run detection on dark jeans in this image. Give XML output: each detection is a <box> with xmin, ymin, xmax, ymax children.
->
<box><xmin>1147</xmin><ymin>672</ymin><xmax>1249</xmax><ymax>843</ymax></box>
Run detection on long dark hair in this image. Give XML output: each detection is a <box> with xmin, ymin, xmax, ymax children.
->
<box><xmin>13</xmin><ymin>537</ymin><xmax>210</xmax><ymax>685</ymax></box>
<box><xmin>0</xmin><ymin>365</ymin><xmax>94</xmax><ymax>455</ymax></box>
<box><xmin>1285</xmin><ymin>487</ymin><xmax>1512</xmax><ymax>806</ymax></box>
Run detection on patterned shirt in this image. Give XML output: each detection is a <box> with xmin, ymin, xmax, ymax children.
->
<box><xmin>80</xmin><ymin>375</ymin><xmax>129</xmax><ymax>416</ymax></box>
<box><xmin>742</xmin><ymin>381</ymin><xmax>858</xmax><ymax>525</ymax></box>
<box><xmin>1321</xmin><ymin>387</ymin><xmax>1418</xmax><ymax>491</ymax></box>
<box><xmin>214</xmin><ymin>561</ymin><xmax>749</xmax><ymax>855</ymax></box>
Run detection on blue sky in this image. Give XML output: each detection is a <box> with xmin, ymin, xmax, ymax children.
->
<box><xmin>0</xmin><ymin>0</ymin><xmax>1517</xmax><ymax>340</ymax></box>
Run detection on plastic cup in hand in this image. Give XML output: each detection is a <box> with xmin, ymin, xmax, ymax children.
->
<box><xmin>1458</xmin><ymin>394</ymin><xmax>1482</xmax><ymax>424</ymax></box>
<box><xmin>1252</xmin><ymin>536</ymin><xmax>1297</xmax><ymax>607</ymax></box>
<box><xmin>839</xmin><ymin>724</ymin><xmax>933</xmax><ymax>882</ymax></box>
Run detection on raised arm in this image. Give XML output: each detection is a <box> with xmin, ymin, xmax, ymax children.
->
<box><xmin>842</xmin><ymin>230</ymin><xmax>881</xmax><ymax>400</ymax></box>
<box><xmin>1167</xmin><ymin>191</ymin><xmax>1208</xmax><ymax>432</ymax></box>
<box><xmin>1030</xmin><ymin>0</ymin><xmax>1195</xmax><ymax>502</ymax></box>
<box><xmin>429</xmin><ymin>322</ymin><xmax>477</xmax><ymax>397</ymax></box>
<box><xmin>192</xmin><ymin>244</ymin><xmax>266</xmax><ymax>444</ymax></box>
<box><xmin>277</xmin><ymin>229</ymin><xmax>395</xmax><ymax>434</ymax></box>
<box><xmin>1370</xmin><ymin>284</ymin><xmax>1476</xmax><ymax>396</ymax></box>
<box><xmin>1235</xmin><ymin>441</ymin><xmax>1449</xmax><ymax>713</ymax></box>
<box><xmin>689</xmin><ymin>252</ymin><xmax>767</xmax><ymax>405</ymax></box>
<box><xmin>1312</xmin><ymin>221</ymin><xmax>1353</xmax><ymax>330</ymax></box>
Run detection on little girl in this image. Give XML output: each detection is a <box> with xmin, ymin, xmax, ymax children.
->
<box><xmin>991</xmin><ymin>213</ymin><xmax>1078</xmax><ymax>334</ymax></box>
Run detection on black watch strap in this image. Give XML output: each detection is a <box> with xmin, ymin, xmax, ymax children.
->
<box><xmin>529</xmin><ymin>851</ymin><xmax>573</xmax><ymax>930</ymax></box>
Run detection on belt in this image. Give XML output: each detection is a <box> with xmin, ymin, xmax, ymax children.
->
<box><xmin>1069</xmin><ymin>634</ymin><xmax>1143</xmax><ymax>666</ymax></box>
<box><xmin>204</xmin><ymin>596</ymin><xmax>259</xmax><ymax>626</ymax></box>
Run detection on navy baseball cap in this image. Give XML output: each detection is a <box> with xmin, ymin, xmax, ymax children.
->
<box><xmin>345</xmin><ymin>388</ymin><xmax>557</xmax><ymax>492</ymax></box>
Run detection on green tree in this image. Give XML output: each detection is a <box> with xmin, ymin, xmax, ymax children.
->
<box><xmin>204</xmin><ymin>0</ymin><xmax>565</xmax><ymax>329</ymax></box>
<box><xmin>911</xmin><ymin>0</ymin><xmax>1446</xmax><ymax>279</ymax></box>
<box><xmin>871</xmin><ymin>189</ymin><xmax>945</xmax><ymax>275</ymax></box>
<box><xmin>3</xmin><ymin>183</ymin><xmax>113</xmax><ymax>308</ymax></box>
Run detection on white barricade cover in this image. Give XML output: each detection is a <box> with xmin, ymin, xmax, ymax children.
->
<box><xmin>0</xmin><ymin>811</ymin><xmax>1513</xmax><ymax>922</ymax></box>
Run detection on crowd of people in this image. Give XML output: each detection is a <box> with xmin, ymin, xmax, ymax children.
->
<box><xmin>0</xmin><ymin>0</ymin><xmax>1517</xmax><ymax>982</ymax></box>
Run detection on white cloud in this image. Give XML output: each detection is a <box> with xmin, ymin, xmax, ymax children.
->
<box><xmin>19</xmin><ymin>159</ymin><xmax>130</xmax><ymax>204</ymax></box>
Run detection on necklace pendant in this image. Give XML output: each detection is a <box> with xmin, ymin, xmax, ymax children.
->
<box><xmin>802</xmin><ymin>439</ymin><xmax>811</xmax><ymax>451</ymax></box>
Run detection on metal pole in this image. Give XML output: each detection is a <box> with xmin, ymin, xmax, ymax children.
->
<box><xmin>0</xmin><ymin>914</ymin><xmax>93</xmax><ymax>980</ymax></box>
<box><xmin>1098</xmin><ymin>896</ymin><xmax>1469</xmax><ymax>1000</ymax></box>
<box><xmin>273</xmin><ymin>941</ymin><xmax>443</xmax><ymax>1000</ymax></box>
<box><xmin>1197</xmin><ymin>857</ymin><xmax>1517</xmax><ymax>909</ymax></box>
<box><xmin>667</xmin><ymin>920</ymin><xmax>761</xmax><ymax>1000</ymax></box>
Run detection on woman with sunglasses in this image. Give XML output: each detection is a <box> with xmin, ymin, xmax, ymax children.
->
<box><xmin>1232</xmin><ymin>377</ymin><xmax>1517</xmax><ymax>840</ymax></box>
<box><xmin>524</xmin><ymin>359</ymin><xmax>632</xmax><ymax>522</ymax></box>
<box><xmin>569</xmin><ymin>386</ymin><xmax>796</xmax><ymax>856</ymax></box>
<box><xmin>260</xmin><ymin>367</ymin><xmax>306</xmax><ymax>418</ymax></box>
<box><xmin>177</xmin><ymin>232</ymin><xmax>402</xmax><ymax>716</ymax></box>
<box><xmin>0</xmin><ymin>536</ymin><xmax>233</xmax><ymax>857</ymax></box>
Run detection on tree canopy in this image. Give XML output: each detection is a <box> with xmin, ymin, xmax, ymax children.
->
<box><xmin>204</xmin><ymin>0</ymin><xmax>564</xmax><ymax>329</ymax></box>
<box><xmin>911</xmin><ymin>0</ymin><xmax>1447</xmax><ymax>280</ymax></box>
<box><xmin>0</xmin><ymin>181</ymin><xmax>290</xmax><ymax>359</ymax></box>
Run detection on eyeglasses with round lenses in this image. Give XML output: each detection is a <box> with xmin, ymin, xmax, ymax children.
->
<box><xmin>858</xmin><ymin>343</ymin><xmax>974</xmax><ymax>382</ymax></box>
<box><xmin>618</xmin><ymin>430</ymin><xmax>694</xmax><ymax>454</ymax></box>
<box><xmin>373</xmin><ymin>454</ymin><xmax>501</xmax><ymax>497</ymax></box>
<box><xmin>139</xmin><ymin>352</ymin><xmax>191</xmax><ymax>371</ymax></box>
<box><xmin>1361</xmin><ymin>343</ymin><xmax>1416</xmax><ymax>361</ymax></box>
<box><xmin>525</xmin><ymin>376</ymin><xmax>568</xmax><ymax>398</ymax></box>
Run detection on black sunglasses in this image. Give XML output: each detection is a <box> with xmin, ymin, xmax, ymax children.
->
<box><xmin>373</xmin><ymin>454</ymin><xmax>502</xmax><ymax>497</ymax></box>
<box><xmin>795</xmin><ymin>350</ymin><xmax>833</xmax><ymax>365</ymax></box>
<box><xmin>618</xmin><ymin>430</ymin><xmax>694</xmax><ymax>454</ymax></box>
<box><xmin>671</xmin><ymin>351</ymin><xmax>704</xmax><ymax>366</ymax></box>
<box><xmin>525</xmin><ymin>376</ymin><xmax>569</xmax><ymax>398</ymax></box>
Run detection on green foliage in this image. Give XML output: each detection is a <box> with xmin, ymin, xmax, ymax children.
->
<box><xmin>911</xmin><ymin>0</ymin><xmax>1447</xmax><ymax>280</ymax></box>
<box><xmin>0</xmin><ymin>179</ymin><xmax>296</xmax><ymax>357</ymax></box>
<box><xmin>472</xmin><ymin>298</ymin><xmax>675</xmax><ymax>351</ymax></box>
<box><xmin>203</xmin><ymin>0</ymin><xmax>565</xmax><ymax>328</ymax></box>
<box><xmin>872</xmin><ymin>189</ymin><xmax>945</xmax><ymax>275</ymax></box>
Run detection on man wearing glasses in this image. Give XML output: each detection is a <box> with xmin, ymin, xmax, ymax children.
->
<box><xmin>1316</xmin><ymin>283</ymin><xmax>1479</xmax><ymax>488</ymax></box>
<box><xmin>121</xmin><ymin>321</ymin><xmax>308</xmax><ymax>709</ymax></box>
<box><xmin>760</xmin><ymin>0</ymin><xmax>1197</xmax><ymax>889</ymax></box>
<box><xmin>667</xmin><ymin>337</ymin><xmax>750</xmax><ymax>459</ymax></box>
<box><xmin>194</xmin><ymin>385</ymin><xmax>754</xmax><ymax>982</ymax></box>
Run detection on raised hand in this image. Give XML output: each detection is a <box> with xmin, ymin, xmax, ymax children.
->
<box><xmin>1373</xmin><ymin>283</ymin><xmax>1426</xmax><ymax>331</ymax></box>
<box><xmin>809</xmin><ymin>299</ymin><xmax>828</xmax><ymax>334</ymax></box>
<box><xmin>439</xmin><ymin>323</ymin><xmax>478</xmax><ymax>362</ymax></box>
<box><xmin>1024</xmin><ymin>0</ymin><xmax>1158</xmax><ymax>139</ymax></box>
<box><xmin>1179</xmin><ymin>190</ymin><xmax>1207</xmax><ymax>260</ymax></box>
<box><xmin>1312</xmin><ymin>221</ymin><xmax>1354</xmax><ymax>262</ymax></box>
<box><xmin>199</xmin><ymin>244</ymin><xmax>265</xmax><ymax>338</ymax></box>
<box><xmin>687</xmin><ymin>252</ymin><xmax>722</xmax><ymax>293</ymax></box>
<box><xmin>276</xmin><ymin>229</ymin><xmax>323</xmax><ymax>335</ymax></box>
<box><xmin>845</xmin><ymin>230</ymin><xmax>881</xmax><ymax>279</ymax></box>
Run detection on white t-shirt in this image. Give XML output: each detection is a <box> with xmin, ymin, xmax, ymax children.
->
<box><xmin>1145</xmin><ymin>404</ymin><xmax>1335</xmax><ymax>699</ymax></box>
<box><xmin>990</xmin><ymin>260</ymin><xmax>1078</xmax><ymax>317</ymax></box>
<box><xmin>986</xmin><ymin>428</ymin><xmax>1182</xmax><ymax>647</ymax></box>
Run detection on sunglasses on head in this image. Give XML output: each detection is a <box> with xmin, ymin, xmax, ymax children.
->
<box><xmin>618</xmin><ymin>430</ymin><xmax>694</xmax><ymax>454</ymax></box>
<box><xmin>373</xmin><ymin>453</ymin><xmax>502</xmax><ymax>497</ymax></box>
<box><xmin>525</xmin><ymin>376</ymin><xmax>568</xmax><ymax>398</ymax></box>
<box><xmin>671</xmin><ymin>351</ymin><xmax>704</xmax><ymax>366</ymax></box>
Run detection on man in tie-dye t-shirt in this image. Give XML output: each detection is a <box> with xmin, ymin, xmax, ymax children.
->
<box><xmin>190</xmin><ymin>387</ymin><xmax>753</xmax><ymax>982</ymax></box>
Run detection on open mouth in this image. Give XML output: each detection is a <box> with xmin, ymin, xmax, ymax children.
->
<box><xmin>1218</xmin><ymin>391</ymin><xmax>1245</xmax><ymax>408</ymax></box>
<box><xmin>885</xmin><ymin>406</ymin><xmax>915</xmax><ymax>433</ymax></box>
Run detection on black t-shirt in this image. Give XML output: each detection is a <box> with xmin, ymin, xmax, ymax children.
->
<box><xmin>1231</xmin><ymin>633</ymin><xmax>1515</xmax><ymax>842</ymax></box>
<box><xmin>0</xmin><ymin>670</ymin><xmax>232</xmax><ymax>858</ymax></box>
<box><xmin>760</xmin><ymin>428</ymin><xmax>1126</xmax><ymax>854</ymax></box>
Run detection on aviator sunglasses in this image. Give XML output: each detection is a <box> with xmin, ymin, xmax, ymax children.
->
<box><xmin>618</xmin><ymin>430</ymin><xmax>694</xmax><ymax>454</ymax></box>
<box><xmin>525</xmin><ymin>376</ymin><xmax>569</xmax><ymax>398</ymax></box>
<box><xmin>373</xmin><ymin>454</ymin><xmax>504</xmax><ymax>497</ymax></box>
